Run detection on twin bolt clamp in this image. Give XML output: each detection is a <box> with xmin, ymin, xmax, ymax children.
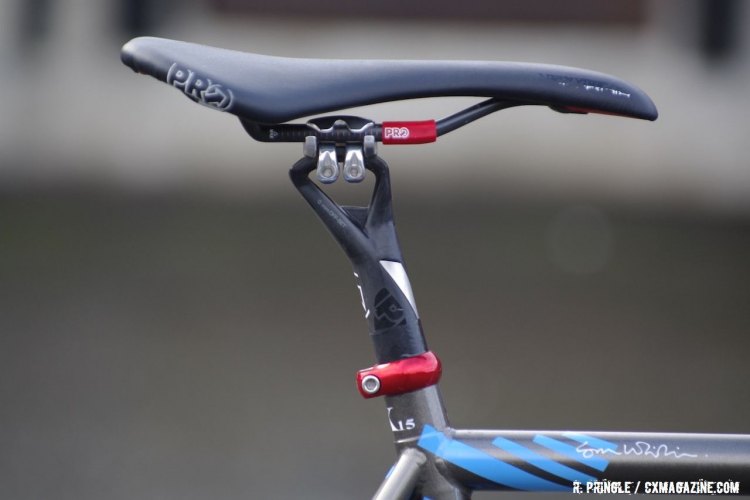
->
<box><xmin>304</xmin><ymin>118</ymin><xmax>438</xmax><ymax>184</ymax></box>
<box><xmin>303</xmin><ymin>119</ymin><xmax>377</xmax><ymax>184</ymax></box>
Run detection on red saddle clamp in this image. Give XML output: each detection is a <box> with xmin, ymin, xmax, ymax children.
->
<box><xmin>381</xmin><ymin>120</ymin><xmax>437</xmax><ymax>145</ymax></box>
<box><xmin>356</xmin><ymin>351</ymin><xmax>442</xmax><ymax>399</ymax></box>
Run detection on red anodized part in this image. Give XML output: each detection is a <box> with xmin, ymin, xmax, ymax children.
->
<box><xmin>381</xmin><ymin>120</ymin><xmax>437</xmax><ymax>145</ymax></box>
<box><xmin>356</xmin><ymin>351</ymin><xmax>442</xmax><ymax>399</ymax></box>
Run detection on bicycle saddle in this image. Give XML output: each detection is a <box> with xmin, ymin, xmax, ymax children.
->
<box><xmin>121</xmin><ymin>37</ymin><xmax>657</xmax><ymax>125</ymax></box>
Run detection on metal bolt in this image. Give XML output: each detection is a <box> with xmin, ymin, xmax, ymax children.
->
<box><xmin>361</xmin><ymin>375</ymin><xmax>381</xmax><ymax>394</ymax></box>
<box><xmin>363</xmin><ymin>134</ymin><xmax>377</xmax><ymax>158</ymax></box>
<box><xmin>303</xmin><ymin>135</ymin><xmax>317</xmax><ymax>158</ymax></box>
<box><xmin>344</xmin><ymin>145</ymin><xmax>366</xmax><ymax>183</ymax></box>
<box><xmin>316</xmin><ymin>144</ymin><xmax>339</xmax><ymax>184</ymax></box>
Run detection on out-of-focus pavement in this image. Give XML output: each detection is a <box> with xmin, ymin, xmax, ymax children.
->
<box><xmin>1</xmin><ymin>1</ymin><xmax>749</xmax><ymax>499</ymax></box>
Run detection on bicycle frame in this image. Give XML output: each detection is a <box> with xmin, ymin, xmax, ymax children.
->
<box><xmin>290</xmin><ymin>152</ymin><xmax>750</xmax><ymax>499</ymax></box>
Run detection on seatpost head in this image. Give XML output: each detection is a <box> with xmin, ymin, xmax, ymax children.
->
<box><xmin>303</xmin><ymin>116</ymin><xmax>377</xmax><ymax>185</ymax></box>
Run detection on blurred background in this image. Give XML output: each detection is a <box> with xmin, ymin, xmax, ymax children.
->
<box><xmin>1</xmin><ymin>0</ymin><xmax>749</xmax><ymax>498</ymax></box>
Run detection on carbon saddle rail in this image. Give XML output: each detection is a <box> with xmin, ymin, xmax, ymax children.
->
<box><xmin>120</xmin><ymin>37</ymin><xmax>658</xmax><ymax>125</ymax></box>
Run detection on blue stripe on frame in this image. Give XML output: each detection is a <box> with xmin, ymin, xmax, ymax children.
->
<box><xmin>491</xmin><ymin>436</ymin><xmax>597</xmax><ymax>484</ymax></box>
<box><xmin>533</xmin><ymin>435</ymin><xmax>610</xmax><ymax>472</ymax></box>
<box><xmin>384</xmin><ymin>464</ymin><xmax>395</xmax><ymax>479</ymax></box>
<box><xmin>563</xmin><ymin>432</ymin><xmax>618</xmax><ymax>451</ymax></box>
<box><xmin>418</xmin><ymin>425</ymin><xmax>569</xmax><ymax>491</ymax></box>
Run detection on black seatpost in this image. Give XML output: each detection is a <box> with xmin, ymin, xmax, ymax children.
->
<box><xmin>289</xmin><ymin>153</ymin><xmax>428</xmax><ymax>363</ymax></box>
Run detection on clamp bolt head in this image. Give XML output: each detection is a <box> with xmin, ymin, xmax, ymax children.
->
<box><xmin>363</xmin><ymin>134</ymin><xmax>377</xmax><ymax>158</ymax></box>
<box><xmin>361</xmin><ymin>375</ymin><xmax>381</xmax><ymax>395</ymax></box>
<box><xmin>344</xmin><ymin>145</ymin><xmax>366</xmax><ymax>183</ymax></box>
<box><xmin>303</xmin><ymin>135</ymin><xmax>317</xmax><ymax>158</ymax></box>
<box><xmin>316</xmin><ymin>144</ymin><xmax>340</xmax><ymax>184</ymax></box>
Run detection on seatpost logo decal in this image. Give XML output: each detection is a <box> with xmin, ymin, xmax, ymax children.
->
<box><xmin>373</xmin><ymin>288</ymin><xmax>406</xmax><ymax>329</ymax></box>
<box><xmin>167</xmin><ymin>63</ymin><xmax>234</xmax><ymax>111</ymax></box>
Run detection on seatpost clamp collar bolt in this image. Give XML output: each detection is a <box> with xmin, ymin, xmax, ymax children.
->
<box><xmin>363</xmin><ymin>134</ymin><xmax>377</xmax><ymax>158</ymax></box>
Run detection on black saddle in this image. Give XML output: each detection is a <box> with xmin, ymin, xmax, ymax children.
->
<box><xmin>121</xmin><ymin>37</ymin><xmax>657</xmax><ymax>125</ymax></box>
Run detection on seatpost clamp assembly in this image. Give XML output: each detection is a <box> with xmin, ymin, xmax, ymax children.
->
<box><xmin>302</xmin><ymin>117</ymin><xmax>378</xmax><ymax>184</ymax></box>
<box><xmin>356</xmin><ymin>351</ymin><xmax>442</xmax><ymax>399</ymax></box>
